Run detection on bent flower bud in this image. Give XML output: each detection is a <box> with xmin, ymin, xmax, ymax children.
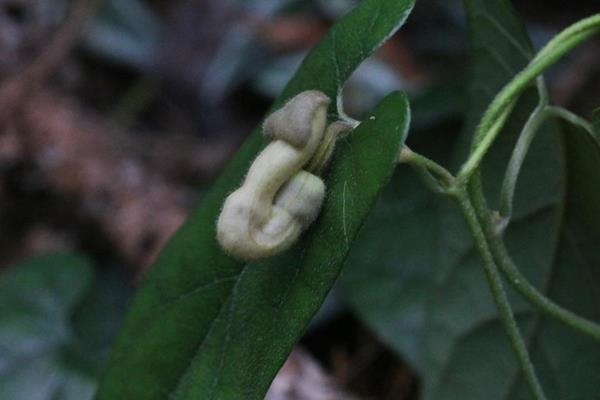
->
<box><xmin>216</xmin><ymin>90</ymin><xmax>350</xmax><ymax>261</ymax></box>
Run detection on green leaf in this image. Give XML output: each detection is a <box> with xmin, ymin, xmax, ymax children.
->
<box><xmin>0</xmin><ymin>254</ymin><xmax>130</xmax><ymax>400</ymax></box>
<box><xmin>338</xmin><ymin>81</ymin><xmax>463</xmax><ymax>375</ymax></box>
<box><xmin>410</xmin><ymin>81</ymin><xmax>465</xmax><ymax>131</ymax></box>
<box><xmin>340</xmin><ymin>126</ymin><xmax>457</xmax><ymax>373</ymax></box>
<box><xmin>95</xmin><ymin>1</ymin><xmax>414</xmax><ymax>399</ymax></box>
<box><xmin>512</xmin><ymin>123</ymin><xmax>600</xmax><ymax>400</ymax></box>
<box><xmin>341</xmin><ymin>164</ymin><xmax>439</xmax><ymax>373</ymax></box>
<box><xmin>593</xmin><ymin>108</ymin><xmax>600</xmax><ymax>139</ymax></box>
<box><xmin>423</xmin><ymin>1</ymin><xmax>600</xmax><ymax>399</ymax></box>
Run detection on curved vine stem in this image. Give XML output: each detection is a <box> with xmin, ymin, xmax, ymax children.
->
<box><xmin>398</xmin><ymin>146</ymin><xmax>455</xmax><ymax>193</ymax></box>
<box><xmin>400</xmin><ymin>145</ymin><xmax>600</xmax><ymax>342</ymax></box>
<box><xmin>498</xmin><ymin>103</ymin><xmax>549</xmax><ymax>222</ymax></box>
<box><xmin>480</xmin><ymin>96</ymin><xmax>600</xmax><ymax>341</ymax></box>
<box><xmin>457</xmin><ymin>13</ymin><xmax>600</xmax><ymax>185</ymax></box>
<box><xmin>452</xmin><ymin>189</ymin><xmax>547</xmax><ymax>400</ymax></box>
<box><xmin>546</xmin><ymin>106</ymin><xmax>595</xmax><ymax>138</ymax></box>
<box><xmin>462</xmin><ymin>14</ymin><xmax>600</xmax><ymax>342</ymax></box>
<box><xmin>475</xmin><ymin>192</ymin><xmax>600</xmax><ymax>341</ymax></box>
<box><xmin>499</xmin><ymin>104</ymin><xmax>597</xmax><ymax>224</ymax></box>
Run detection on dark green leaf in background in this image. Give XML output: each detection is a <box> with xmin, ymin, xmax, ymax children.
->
<box><xmin>341</xmin><ymin>162</ymin><xmax>440</xmax><ymax>374</ymax></box>
<box><xmin>338</xmin><ymin>77</ymin><xmax>464</xmax><ymax>375</ymax></box>
<box><xmin>340</xmin><ymin>124</ymin><xmax>458</xmax><ymax>374</ymax></box>
<box><xmin>423</xmin><ymin>1</ymin><xmax>600</xmax><ymax>399</ymax></box>
<box><xmin>409</xmin><ymin>81</ymin><xmax>465</xmax><ymax>131</ymax></box>
<box><xmin>0</xmin><ymin>254</ymin><xmax>130</xmax><ymax>400</ymax></box>
<box><xmin>95</xmin><ymin>1</ymin><xmax>414</xmax><ymax>399</ymax></box>
<box><xmin>593</xmin><ymin>108</ymin><xmax>600</xmax><ymax>139</ymax></box>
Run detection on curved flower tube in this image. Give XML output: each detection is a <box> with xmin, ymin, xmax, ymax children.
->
<box><xmin>217</xmin><ymin>90</ymin><xmax>349</xmax><ymax>260</ymax></box>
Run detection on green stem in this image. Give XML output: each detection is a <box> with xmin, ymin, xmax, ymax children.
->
<box><xmin>483</xmin><ymin>214</ymin><xmax>600</xmax><ymax>341</ymax></box>
<box><xmin>499</xmin><ymin>105</ymin><xmax>549</xmax><ymax>220</ymax></box>
<box><xmin>457</xmin><ymin>14</ymin><xmax>600</xmax><ymax>184</ymax></box>
<box><xmin>398</xmin><ymin>146</ymin><xmax>455</xmax><ymax>192</ymax></box>
<box><xmin>500</xmin><ymin>102</ymin><xmax>597</xmax><ymax>222</ymax></box>
<box><xmin>452</xmin><ymin>189</ymin><xmax>547</xmax><ymax>400</ymax></box>
<box><xmin>336</xmin><ymin>95</ymin><xmax>361</xmax><ymax>128</ymax></box>
<box><xmin>404</xmin><ymin>142</ymin><xmax>600</xmax><ymax>341</ymax></box>
<box><xmin>458</xmin><ymin>104</ymin><xmax>515</xmax><ymax>186</ymax></box>
<box><xmin>546</xmin><ymin>106</ymin><xmax>595</xmax><ymax>138</ymax></box>
<box><xmin>472</xmin><ymin>164</ymin><xmax>600</xmax><ymax>342</ymax></box>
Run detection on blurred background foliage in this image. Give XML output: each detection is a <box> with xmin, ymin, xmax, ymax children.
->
<box><xmin>0</xmin><ymin>0</ymin><xmax>598</xmax><ymax>399</ymax></box>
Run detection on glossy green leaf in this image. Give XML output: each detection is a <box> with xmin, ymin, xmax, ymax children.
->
<box><xmin>423</xmin><ymin>1</ymin><xmax>600</xmax><ymax>399</ymax></box>
<box><xmin>0</xmin><ymin>254</ymin><xmax>130</xmax><ymax>400</ymax></box>
<box><xmin>95</xmin><ymin>1</ymin><xmax>414</xmax><ymax>399</ymax></box>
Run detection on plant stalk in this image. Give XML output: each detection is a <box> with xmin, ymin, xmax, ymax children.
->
<box><xmin>452</xmin><ymin>188</ymin><xmax>547</xmax><ymax>400</ymax></box>
<box><xmin>458</xmin><ymin>14</ymin><xmax>600</xmax><ymax>183</ymax></box>
<box><xmin>471</xmin><ymin>177</ymin><xmax>600</xmax><ymax>341</ymax></box>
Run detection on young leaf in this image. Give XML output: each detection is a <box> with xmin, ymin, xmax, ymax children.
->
<box><xmin>95</xmin><ymin>1</ymin><xmax>414</xmax><ymax>399</ymax></box>
<box><xmin>424</xmin><ymin>1</ymin><xmax>600</xmax><ymax>399</ymax></box>
<box><xmin>0</xmin><ymin>254</ymin><xmax>130</xmax><ymax>400</ymax></box>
